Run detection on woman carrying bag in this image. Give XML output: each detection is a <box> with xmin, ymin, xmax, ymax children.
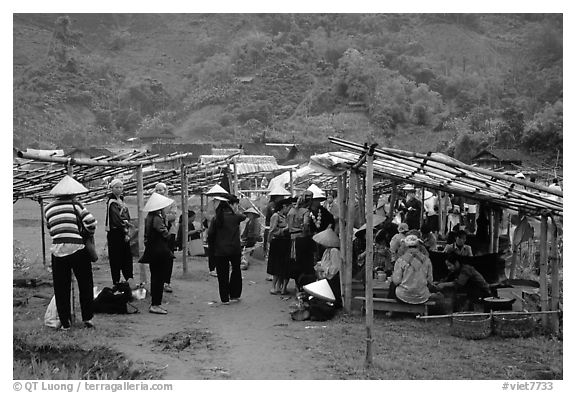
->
<box><xmin>139</xmin><ymin>192</ymin><xmax>175</xmax><ymax>315</ymax></box>
<box><xmin>45</xmin><ymin>175</ymin><xmax>97</xmax><ymax>330</ymax></box>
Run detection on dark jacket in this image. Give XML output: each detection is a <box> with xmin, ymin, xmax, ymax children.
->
<box><xmin>176</xmin><ymin>211</ymin><xmax>200</xmax><ymax>250</ymax></box>
<box><xmin>106</xmin><ymin>193</ymin><xmax>130</xmax><ymax>234</ymax></box>
<box><xmin>139</xmin><ymin>211</ymin><xmax>174</xmax><ymax>264</ymax></box>
<box><xmin>207</xmin><ymin>208</ymin><xmax>246</xmax><ymax>257</ymax></box>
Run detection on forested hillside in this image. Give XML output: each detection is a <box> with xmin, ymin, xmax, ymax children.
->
<box><xmin>13</xmin><ymin>13</ymin><xmax>562</xmax><ymax>163</ymax></box>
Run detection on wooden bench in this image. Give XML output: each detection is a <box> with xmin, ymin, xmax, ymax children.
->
<box><xmin>354</xmin><ymin>296</ymin><xmax>436</xmax><ymax>321</ymax></box>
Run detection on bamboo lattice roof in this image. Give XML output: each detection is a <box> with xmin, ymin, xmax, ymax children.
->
<box><xmin>323</xmin><ymin>137</ymin><xmax>562</xmax><ymax>217</ymax></box>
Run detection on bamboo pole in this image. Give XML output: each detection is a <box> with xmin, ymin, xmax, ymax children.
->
<box><xmin>200</xmin><ymin>193</ymin><xmax>205</xmax><ymax>226</ymax></box>
<box><xmin>549</xmin><ymin>217</ymin><xmax>559</xmax><ymax>335</ymax></box>
<box><xmin>232</xmin><ymin>158</ymin><xmax>239</xmax><ymax>195</ymax></box>
<box><xmin>344</xmin><ymin>171</ymin><xmax>357</xmax><ymax>312</ymax></box>
<box><xmin>389</xmin><ymin>181</ymin><xmax>398</xmax><ymax>221</ymax></box>
<box><xmin>539</xmin><ymin>215</ymin><xmax>549</xmax><ymax>330</ymax></box>
<box><xmin>289</xmin><ymin>170</ymin><xmax>294</xmax><ymax>195</ymax></box>
<box><xmin>417</xmin><ymin>310</ymin><xmax>562</xmax><ymax>320</ymax></box>
<box><xmin>420</xmin><ymin>187</ymin><xmax>425</xmax><ymax>228</ymax></box>
<box><xmin>136</xmin><ymin>165</ymin><xmax>147</xmax><ymax>285</ymax></box>
<box><xmin>357</xmin><ymin>174</ymin><xmax>366</xmax><ymax>226</ymax></box>
<box><xmin>39</xmin><ymin>197</ymin><xmax>46</xmax><ymax>267</ymax></box>
<box><xmin>494</xmin><ymin>209</ymin><xmax>500</xmax><ymax>252</ymax></box>
<box><xmin>439</xmin><ymin>191</ymin><xmax>445</xmax><ymax>238</ymax></box>
<box><xmin>17</xmin><ymin>150</ymin><xmax>195</xmax><ymax>168</ymax></box>
<box><xmin>364</xmin><ymin>152</ymin><xmax>375</xmax><ymax>367</ymax></box>
<box><xmin>337</xmin><ymin>174</ymin><xmax>347</xmax><ymax>308</ymax></box>
<box><xmin>181</xmin><ymin>163</ymin><xmax>189</xmax><ymax>275</ymax></box>
<box><xmin>66</xmin><ymin>162</ymin><xmax>76</xmax><ymax>323</ymax></box>
<box><xmin>489</xmin><ymin>209</ymin><xmax>495</xmax><ymax>253</ymax></box>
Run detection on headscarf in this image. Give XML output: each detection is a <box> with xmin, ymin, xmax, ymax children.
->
<box><xmin>109</xmin><ymin>178</ymin><xmax>123</xmax><ymax>188</ymax></box>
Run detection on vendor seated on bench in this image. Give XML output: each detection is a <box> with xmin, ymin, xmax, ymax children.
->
<box><xmin>443</xmin><ymin>229</ymin><xmax>473</xmax><ymax>257</ymax></box>
<box><xmin>436</xmin><ymin>254</ymin><xmax>492</xmax><ymax>312</ymax></box>
<box><xmin>387</xmin><ymin>234</ymin><xmax>436</xmax><ymax>315</ymax></box>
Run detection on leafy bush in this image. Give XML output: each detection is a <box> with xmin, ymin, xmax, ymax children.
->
<box><xmin>522</xmin><ymin>101</ymin><xmax>562</xmax><ymax>153</ymax></box>
<box><xmin>198</xmin><ymin>53</ymin><xmax>233</xmax><ymax>88</ymax></box>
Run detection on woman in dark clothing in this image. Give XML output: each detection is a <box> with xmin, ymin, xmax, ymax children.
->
<box><xmin>207</xmin><ymin>194</ymin><xmax>246</xmax><ymax>304</ymax></box>
<box><xmin>139</xmin><ymin>192</ymin><xmax>175</xmax><ymax>314</ymax></box>
<box><xmin>267</xmin><ymin>198</ymin><xmax>293</xmax><ymax>294</ymax></box>
<box><xmin>288</xmin><ymin>191</ymin><xmax>316</xmax><ymax>291</ymax></box>
<box><xmin>105</xmin><ymin>178</ymin><xmax>134</xmax><ymax>288</ymax></box>
<box><xmin>176</xmin><ymin>208</ymin><xmax>202</xmax><ymax>251</ymax></box>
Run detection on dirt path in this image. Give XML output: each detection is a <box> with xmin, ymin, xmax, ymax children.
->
<box><xmin>93</xmin><ymin>254</ymin><xmax>332</xmax><ymax>380</ymax></box>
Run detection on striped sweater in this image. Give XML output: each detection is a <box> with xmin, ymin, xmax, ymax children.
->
<box><xmin>45</xmin><ymin>198</ymin><xmax>97</xmax><ymax>244</ymax></box>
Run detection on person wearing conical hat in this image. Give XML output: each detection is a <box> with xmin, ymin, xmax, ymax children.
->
<box><xmin>311</xmin><ymin>228</ymin><xmax>342</xmax><ymax>308</ymax></box>
<box><xmin>138</xmin><ymin>192</ymin><xmax>176</xmax><ymax>314</ymax></box>
<box><xmin>240</xmin><ymin>207</ymin><xmax>262</xmax><ymax>249</ymax></box>
<box><xmin>154</xmin><ymin>182</ymin><xmax>178</xmax><ymax>293</ymax></box>
<box><xmin>105</xmin><ymin>178</ymin><xmax>134</xmax><ymax>290</ymax></box>
<box><xmin>44</xmin><ymin>175</ymin><xmax>97</xmax><ymax>330</ymax></box>
<box><xmin>262</xmin><ymin>185</ymin><xmax>291</xmax><ymax>258</ymax></box>
<box><xmin>206</xmin><ymin>193</ymin><xmax>247</xmax><ymax>305</ymax></box>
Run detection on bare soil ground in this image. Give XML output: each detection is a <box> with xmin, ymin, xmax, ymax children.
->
<box><xmin>13</xmin><ymin>199</ymin><xmax>563</xmax><ymax>380</ymax></box>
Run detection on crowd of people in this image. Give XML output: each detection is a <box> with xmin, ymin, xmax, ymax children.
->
<box><xmin>43</xmin><ymin>172</ymin><xmax>561</xmax><ymax>329</ymax></box>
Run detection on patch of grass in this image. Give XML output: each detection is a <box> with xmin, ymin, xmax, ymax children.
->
<box><xmin>13</xmin><ymin>329</ymin><xmax>163</xmax><ymax>380</ymax></box>
<box><xmin>302</xmin><ymin>314</ymin><xmax>562</xmax><ymax>379</ymax></box>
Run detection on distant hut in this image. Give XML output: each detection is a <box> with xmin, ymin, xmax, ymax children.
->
<box><xmin>472</xmin><ymin>149</ymin><xmax>524</xmax><ymax>170</ymax></box>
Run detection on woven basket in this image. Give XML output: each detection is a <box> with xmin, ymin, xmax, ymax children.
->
<box><xmin>450</xmin><ymin>312</ymin><xmax>492</xmax><ymax>340</ymax></box>
<box><xmin>493</xmin><ymin>312</ymin><xmax>535</xmax><ymax>338</ymax></box>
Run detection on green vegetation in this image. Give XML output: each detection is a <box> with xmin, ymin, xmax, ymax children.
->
<box><xmin>13</xmin><ymin>14</ymin><xmax>562</xmax><ymax>162</ymax></box>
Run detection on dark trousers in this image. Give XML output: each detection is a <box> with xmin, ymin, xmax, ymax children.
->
<box><xmin>208</xmin><ymin>254</ymin><xmax>216</xmax><ymax>272</ymax></box>
<box><xmin>164</xmin><ymin>258</ymin><xmax>174</xmax><ymax>284</ymax></box>
<box><xmin>215</xmin><ymin>254</ymin><xmax>242</xmax><ymax>302</ymax></box>
<box><xmin>107</xmin><ymin>231</ymin><xmax>133</xmax><ymax>284</ymax></box>
<box><xmin>149</xmin><ymin>262</ymin><xmax>164</xmax><ymax>306</ymax></box>
<box><xmin>51</xmin><ymin>248</ymin><xmax>94</xmax><ymax>327</ymax></box>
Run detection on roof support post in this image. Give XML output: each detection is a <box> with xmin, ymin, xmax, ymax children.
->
<box><xmin>39</xmin><ymin>197</ymin><xmax>46</xmax><ymax>267</ymax></box>
<box><xmin>364</xmin><ymin>146</ymin><xmax>376</xmax><ymax>368</ymax></box>
<box><xmin>539</xmin><ymin>215</ymin><xmax>550</xmax><ymax>331</ymax></box>
<box><xmin>181</xmin><ymin>163</ymin><xmax>189</xmax><ymax>276</ymax></box>
<box><xmin>389</xmin><ymin>181</ymin><xmax>398</xmax><ymax>223</ymax></box>
<box><xmin>549</xmin><ymin>217</ymin><xmax>560</xmax><ymax>336</ymax></box>
<box><xmin>357</xmin><ymin>172</ymin><xmax>365</xmax><ymax>226</ymax></box>
<box><xmin>489</xmin><ymin>208</ymin><xmax>495</xmax><ymax>253</ymax></box>
<box><xmin>344</xmin><ymin>170</ymin><xmax>357</xmax><ymax>312</ymax></box>
<box><xmin>337</xmin><ymin>173</ymin><xmax>347</xmax><ymax>312</ymax></box>
<box><xmin>136</xmin><ymin>165</ymin><xmax>147</xmax><ymax>285</ymax></box>
<box><xmin>420</xmin><ymin>187</ymin><xmax>426</xmax><ymax>229</ymax></box>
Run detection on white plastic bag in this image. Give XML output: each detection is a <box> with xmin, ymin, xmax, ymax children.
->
<box><xmin>44</xmin><ymin>295</ymin><xmax>61</xmax><ymax>329</ymax></box>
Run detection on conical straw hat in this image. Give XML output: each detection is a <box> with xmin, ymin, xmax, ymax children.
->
<box><xmin>143</xmin><ymin>192</ymin><xmax>174</xmax><ymax>212</ymax></box>
<box><xmin>307</xmin><ymin>184</ymin><xmax>325</xmax><ymax>199</ymax></box>
<box><xmin>357</xmin><ymin>215</ymin><xmax>386</xmax><ymax>231</ymax></box>
<box><xmin>268</xmin><ymin>185</ymin><xmax>291</xmax><ymax>196</ymax></box>
<box><xmin>49</xmin><ymin>175</ymin><xmax>89</xmax><ymax>196</ymax></box>
<box><xmin>303</xmin><ymin>279</ymin><xmax>336</xmax><ymax>302</ymax></box>
<box><xmin>312</xmin><ymin>228</ymin><xmax>340</xmax><ymax>248</ymax></box>
<box><xmin>243</xmin><ymin>207</ymin><xmax>260</xmax><ymax>217</ymax></box>
<box><xmin>206</xmin><ymin>184</ymin><xmax>229</xmax><ymax>196</ymax></box>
